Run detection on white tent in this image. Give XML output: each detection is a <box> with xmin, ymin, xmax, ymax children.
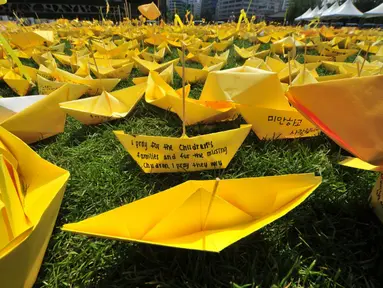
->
<box><xmin>316</xmin><ymin>5</ymin><xmax>329</xmax><ymax>18</ymax></box>
<box><xmin>321</xmin><ymin>2</ymin><xmax>339</xmax><ymax>18</ymax></box>
<box><xmin>302</xmin><ymin>6</ymin><xmax>320</xmax><ymax>20</ymax></box>
<box><xmin>295</xmin><ymin>8</ymin><xmax>312</xmax><ymax>21</ymax></box>
<box><xmin>364</xmin><ymin>3</ymin><xmax>383</xmax><ymax>18</ymax></box>
<box><xmin>327</xmin><ymin>0</ymin><xmax>363</xmax><ymax>18</ymax></box>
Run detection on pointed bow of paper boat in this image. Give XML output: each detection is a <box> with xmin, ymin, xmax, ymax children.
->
<box><xmin>59</xmin><ymin>83</ymin><xmax>147</xmax><ymax>125</ymax></box>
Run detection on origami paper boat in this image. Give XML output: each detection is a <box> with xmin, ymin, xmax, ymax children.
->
<box><xmin>234</xmin><ymin>44</ymin><xmax>260</xmax><ymax>59</ymax></box>
<box><xmin>59</xmin><ymin>83</ymin><xmax>147</xmax><ymax>125</ymax></box>
<box><xmin>141</xmin><ymin>48</ymin><xmax>166</xmax><ymax>62</ymax></box>
<box><xmin>133</xmin><ymin>57</ymin><xmax>180</xmax><ymax>75</ymax></box>
<box><xmin>197</xmin><ymin>50</ymin><xmax>229</xmax><ymax>67</ymax></box>
<box><xmin>63</xmin><ymin>173</ymin><xmax>321</xmax><ymax>252</ymax></box>
<box><xmin>138</xmin><ymin>2</ymin><xmax>161</xmax><ymax>20</ymax></box>
<box><xmin>133</xmin><ymin>64</ymin><xmax>174</xmax><ymax>85</ymax></box>
<box><xmin>0</xmin><ymin>127</ymin><xmax>69</xmax><ymax>287</ymax></box>
<box><xmin>90</xmin><ymin>62</ymin><xmax>134</xmax><ymax>80</ymax></box>
<box><xmin>212</xmin><ymin>37</ymin><xmax>234</xmax><ymax>52</ymax></box>
<box><xmin>3</xmin><ymin>70</ymin><xmax>31</xmax><ymax>96</ymax></box>
<box><xmin>174</xmin><ymin>62</ymin><xmax>224</xmax><ymax>84</ymax></box>
<box><xmin>53</xmin><ymin>68</ymin><xmax>120</xmax><ymax>95</ymax></box>
<box><xmin>287</xmin><ymin>75</ymin><xmax>383</xmax><ymax>167</ymax></box>
<box><xmin>238</xmin><ymin>105</ymin><xmax>320</xmax><ymax>140</ymax></box>
<box><xmin>0</xmin><ymin>84</ymin><xmax>87</xmax><ymax>143</ymax></box>
<box><xmin>37</xmin><ymin>75</ymin><xmax>87</xmax><ymax>95</ymax></box>
<box><xmin>200</xmin><ymin>66</ymin><xmax>289</xmax><ymax>109</ymax></box>
<box><xmin>10</xmin><ymin>30</ymin><xmax>54</xmax><ymax>49</ymax></box>
<box><xmin>145</xmin><ymin>71</ymin><xmax>236</xmax><ymax>125</ymax></box>
<box><xmin>114</xmin><ymin>124</ymin><xmax>252</xmax><ymax>173</ymax></box>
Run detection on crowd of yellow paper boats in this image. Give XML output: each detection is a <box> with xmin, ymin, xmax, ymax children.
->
<box><xmin>1</xmin><ymin>2</ymin><xmax>383</xmax><ymax>287</ymax></box>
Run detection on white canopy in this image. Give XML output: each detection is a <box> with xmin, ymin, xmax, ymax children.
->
<box><xmin>302</xmin><ymin>6</ymin><xmax>320</xmax><ymax>20</ymax></box>
<box><xmin>295</xmin><ymin>8</ymin><xmax>312</xmax><ymax>21</ymax></box>
<box><xmin>364</xmin><ymin>3</ymin><xmax>383</xmax><ymax>18</ymax></box>
<box><xmin>316</xmin><ymin>5</ymin><xmax>329</xmax><ymax>18</ymax></box>
<box><xmin>327</xmin><ymin>0</ymin><xmax>363</xmax><ymax>18</ymax></box>
<box><xmin>321</xmin><ymin>2</ymin><xmax>339</xmax><ymax>18</ymax></box>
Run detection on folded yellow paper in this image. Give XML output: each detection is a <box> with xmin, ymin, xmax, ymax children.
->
<box><xmin>63</xmin><ymin>173</ymin><xmax>321</xmax><ymax>252</ymax></box>
<box><xmin>0</xmin><ymin>127</ymin><xmax>69</xmax><ymax>288</ymax></box>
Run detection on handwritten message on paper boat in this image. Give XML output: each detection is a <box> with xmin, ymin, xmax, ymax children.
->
<box><xmin>0</xmin><ymin>127</ymin><xmax>69</xmax><ymax>288</ymax></box>
<box><xmin>201</xmin><ymin>66</ymin><xmax>319</xmax><ymax>140</ymax></box>
<box><xmin>62</xmin><ymin>174</ymin><xmax>322</xmax><ymax>252</ymax></box>
<box><xmin>114</xmin><ymin>124</ymin><xmax>251</xmax><ymax>173</ymax></box>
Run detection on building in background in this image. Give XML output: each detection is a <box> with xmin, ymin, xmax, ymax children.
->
<box><xmin>282</xmin><ymin>0</ymin><xmax>289</xmax><ymax>11</ymax></box>
<box><xmin>167</xmin><ymin>0</ymin><xmax>192</xmax><ymax>20</ymax></box>
<box><xmin>193</xmin><ymin>0</ymin><xmax>201</xmax><ymax>19</ymax></box>
<box><xmin>215</xmin><ymin>0</ymin><xmax>283</xmax><ymax>21</ymax></box>
<box><xmin>201</xmin><ymin>0</ymin><xmax>218</xmax><ymax>21</ymax></box>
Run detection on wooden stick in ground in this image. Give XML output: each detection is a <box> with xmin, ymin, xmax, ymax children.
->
<box><xmin>288</xmin><ymin>51</ymin><xmax>292</xmax><ymax>86</ymax></box>
<box><xmin>356</xmin><ymin>62</ymin><xmax>361</xmax><ymax>77</ymax></box>
<box><xmin>202</xmin><ymin>178</ymin><xmax>220</xmax><ymax>231</ymax></box>
<box><xmin>87</xmin><ymin>42</ymin><xmax>105</xmax><ymax>92</ymax></box>
<box><xmin>303</xmin><ymin>44</ymin><xmax>307</xmax><ymax>83</ymax></box>
<box><xmin>124</xmin><ymin>0</ymin><xmax>128</xmax><ymax>19</ymax></box>
<box><xmin>181</xmin><ymin>42</ymin><xmax>187</xmax><ymax>137</ymax></box>
<box><xmin>359</xmin><ymin>43</ymin><xmax>371</xmax><ymax>77</ymax></box>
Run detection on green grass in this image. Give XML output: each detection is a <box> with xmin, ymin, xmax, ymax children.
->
<box><xmin>1</xmin><ymin>40</ymin><xmax>383</xmax><ymax>288</ymax></box>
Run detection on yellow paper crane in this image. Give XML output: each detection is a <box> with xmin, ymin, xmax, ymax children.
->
<box><xmin>0</xmin><ymin>127</ymin><xmax>69</xmax><ymax>287</ymax></box>
<box><xmin>0</xmin><ymin>84</ymin><xmax>88</xmax><ymax>143</ymax></box>
<box><xmin>59</xmin><ymin>83</ymin><xmax>147</xmax><ymax>125</ymax></box>
<box><xmin>63</xmin><ymin>173</ymin><xmax>321</xmax><ymax>252</ymax></box>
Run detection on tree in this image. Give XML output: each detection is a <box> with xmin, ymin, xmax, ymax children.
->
<box><xmin>354</xmin><ymin>0</ymin><xmax>383</xmax><ymax>12</ymax></box>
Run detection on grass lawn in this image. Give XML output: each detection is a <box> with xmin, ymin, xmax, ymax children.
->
<box><xmin>2</xmin><ymin>40</ymin><xmax>383</xmax><ymax>287</ymax></box>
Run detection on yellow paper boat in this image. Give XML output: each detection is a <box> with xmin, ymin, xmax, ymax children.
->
<box><xmin>213</xmin><ymin>37</ymin><xmax>234</xmax><ymax>52</ymax></box>
<box><xmin>62</xmin><ymin>173</ymin><xmax>321</xmax><ymax>252</ymax></box>
<box><xmin>243</xmin><ymin>57</ymin><xmax>272</xmax><ymax>71</ymax></box>
<box><xmin>59</xmin><ymin>83</ymin><xmax>147</xmax><ymax>125</ymax></box>
<box><xmin>10</xmin><ymin>30</ymin><xmax>54</xmax><ymax>49</ymax></box>
<box><xmin>265</xmin><ymin>57</ymin><xmax>299</xmax><ymax>82</ymax></box>
<box><xmin>0</xmin><ymin>84</ymin><xmax>87</xmax><ymax>143</ymax></box>
<box><xmin>174</xmin><ymin>62</ymin><xmax>224</xmax><ymax>84</ymax></box>
<box><xmin>114</xmin><ymin>124</ymin><xmax>251</xmax><ymax>173</ymax></box>
<box><xmin>197</xmin><ymin>50</ymin><xmax>229</xmax><ymax>67</ymax></box>
<box><xmin>3</xmin><ymin>70</ymin><xmax>31</xmax><ymax>96</ymax></box>
<box><xmin>133</xmin><ymin>57</ymin><xmax>179</xmax><ymax>75</ymax></box>
<box><xmin>133</xmin><ymin>64</ymin><xmax>174</xmax><ymax>85</ymax></box>
<box><xmin>53</xmin><ymin>68</ymin><xmax>120</xmax><ymax>95</ymax></box>
<box><xmin>0</xmin><ymin>127</ymin><xmax>69</xmax><ymax>287</ymax></box>
<box><xmin>37</xmin><ymin>74</ymin><xmax>87</xmax><ymax>95</ymax></box>
<box><xmin>234</xmin><ymin>44</ymin><xmax>260</xmax><ymax>59</ymax></box>
<box><xmin>304</xmin><ymin>55</ymin><xmax>333</xmax><ymax>63</ymax></box>
<box><xmin>138</xmin><ymin>2</ymin><xmax>161</xmax><ymax>20</ymax></box>
<box><xmin>238</xmin><ymin>105</ymin><xmax>320</xmax><ymax>140</ymax></box>
<box><xmin>90</xmin><ymin>62</ymin><xmax>134</xmax><ymax>80</ymax></box>
<box><xmin>287</xmin><ymin>75</ymin><xmax>383</xmax><ymax>166</ymax></box>
<box><xmin>141</xmin><ymin>48</ymin><xmax>166</xmax><ymax>62</ymax></box>
<box><xmin>200</xmin><ymin>66</ymin><xmax>289</xmax><ymax>109</ymax></box>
